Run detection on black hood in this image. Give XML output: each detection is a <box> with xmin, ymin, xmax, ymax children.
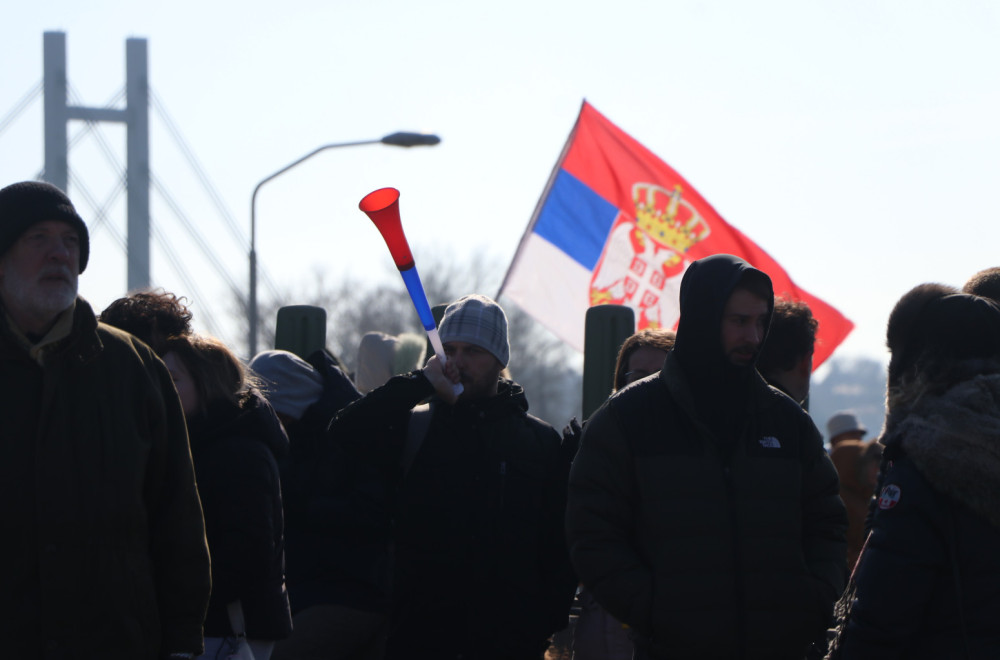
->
<box><xmin>672</xmin><ymin>254</ymin><xmax>774</xmax><ymax>448</ymax></box>
<box><xmin>674</xmin><ymin>254</ymin><xmax>774</xmax><ymax>375</ymax></box>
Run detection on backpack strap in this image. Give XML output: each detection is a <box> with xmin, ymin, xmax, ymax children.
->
<box><xmin>402</xmin><ymin>402</ymin><xmax>434</xmax><ymax>477</ymax></box>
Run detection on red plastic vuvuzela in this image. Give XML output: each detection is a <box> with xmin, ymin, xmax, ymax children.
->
<box><xmin>358</xmin><ymin>187</ymin><xmax>414</xmax><ymax>271</ymax></box>
<box><xmin>358</xmin><ymin>187</ymin><xmax>461</xmax><ymax>399</ymax></box>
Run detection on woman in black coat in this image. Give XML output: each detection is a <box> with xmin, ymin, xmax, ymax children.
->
<box><xmin>833</xmin><ymin>290</ymin><xmax>1000</xmax><ymax>659</ymax></box>
<box><xmin>163</xmin><ymin>334</ymin><xmax>293</xmax><ymax>660</ymax></box>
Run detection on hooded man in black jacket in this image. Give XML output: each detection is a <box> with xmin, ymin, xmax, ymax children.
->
<box><xmin>329</xmin><ymin>294</ymin><xmax>577</xmax><ymax>660</ymax></box>
<box><xmin>566</xmin><ymin>254</ymin><xmax>847</xmax><ymax>660</ymax></box>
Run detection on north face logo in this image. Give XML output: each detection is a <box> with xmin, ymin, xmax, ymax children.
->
<box><xmin>759</xmin><ymin>436</ymin><xmax>781</xmax><ymax>449</ymax></box>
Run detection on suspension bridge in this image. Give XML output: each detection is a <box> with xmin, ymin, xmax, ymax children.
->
<box><xmin>0</xmin><ymin>31</ymin><xmax>283</xmax><ymax>353</ymax></box>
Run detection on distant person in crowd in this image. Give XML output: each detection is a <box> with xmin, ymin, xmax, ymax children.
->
<box><xmin>0</xmin><ymin>181</ymin><xmax>210</xmax><ymax>658</ymax></box>
<box><xmin>251</xmin><ymin>349</ymin><xmax>391</xmax><ymax>660</ymax></box>
<box><xmin>98</xmin><ymin>288</ymin><xmax>194</xmax><ymax>353</ymax></box>
<box><xmin>757</xmin><ymin>297</ymin><xmax>818</xmax><ymax>407</ymax></box>
<box><xmin>354</xmin><ymin>330</ymin><xmax>427</xmax><ymax>393</ymax></box>
<box><xmin>612</xmin><ymin>327</ymin><xmax>676</xmax><ymax>391</ymax></box>
<box><xmin>830</xmin><ymin>288</ymin><xmax>1000</xmax><ymax>658</ymax></box>
<box><xmin>826</xmin><ymin>410</ymin><xmax>867</xmax><ymax>448</ymax></box>
<box><xmin>825</xmin><ymin>410</ymin><xmax>881</xmax><ymax>571</ymax></box>
<box><xmin>571</xmin><ymin>327</ymin><xmax>675</xmax><ymax>660</ymax></box>
<box><xmin>160</xmin><ymin>334</ymin><xmax>293</xmax><ymax>660</ymax></box>
<box><xmin>561</xmin><ymin>328</ymin><xmax>678</xmax><ymax>463</ymax></box>
<box><xmin>330</xmin><ymin>294</ymin><xmax>577</xmax><ymax>660</ymax></box>
<box><xmin>962</xmin><ymin>265</ymin><xmax>1000</xmax><ymax>302</ymax></box>
<box><xmin>567</xmin><ymin>254</ymin><xmax>847</xmax><ymax>660</ymax></box>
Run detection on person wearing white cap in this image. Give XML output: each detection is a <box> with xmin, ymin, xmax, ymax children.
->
<box><xmin>328</xmin><ymin>294</ymin><xmax>577</xmax><ymax>660</ymax></box>
<box><xmin>827</xmin><ymin>410</ymin><xmax>878</xmax><ymax>572</ymax></box>
<box><xmin>827</xmin><ymin>410</ymin><xmax>867</xmax><ymax>448</ymax></box>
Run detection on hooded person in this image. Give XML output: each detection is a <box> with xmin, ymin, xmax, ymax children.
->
<box><xmin>326</xmin><ymin>294</ymin><xmax>577</xmax><ymax>660</ymax></box>
<box><xmin>831</xmin><ymin>291</ymin><xmax>1000</xmax><ymax>658</ymax></box>
<box><xmin>567</xmin><ymin>254</ymin><xmax>847</xmax><ymax>660</ymax></box>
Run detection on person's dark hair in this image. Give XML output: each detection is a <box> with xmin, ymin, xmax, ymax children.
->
<box><xmin>757</xmin><ymin>298</ymin><xmax>817</xmax><ymax>374</ymax></box>
<box><xmin>890</xmin><ymin>293</ymin><xmax>1000</xmax><ymax>405</ymax></box>
<box><xmin>962</xmin><ymin>266</ymin><xmax>1000</xmax><ymax>303</ymax></box>
<box><xmin>161</xmin><ymin>333</ymin><xmax>256</xmax><ymax>416</ymax></box>
<box><xmin>99</xmin><ymin>290</ymin><xmax>193</xmax><ymax>354</ymax></box>
<box><xmin>613</xmin><ymin>328</ymin><xmax>676</xmax><ymax>391</ymax></box>
<box><xmin>885</xmin><ymin>283</ymin><xmax>958</xmax><ymax>388</ymax></box>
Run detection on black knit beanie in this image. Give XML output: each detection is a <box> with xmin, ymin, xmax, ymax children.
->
<box><xmin>0</xmin><ymin>181</ymin><xmax>89</xmax><ymax>272</ymax></box>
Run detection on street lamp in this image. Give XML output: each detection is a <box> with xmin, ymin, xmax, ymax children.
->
<box><xmin>248</xmin><ymin>131</ymin><xmax>441</xmax><ymax>355</ymax></box>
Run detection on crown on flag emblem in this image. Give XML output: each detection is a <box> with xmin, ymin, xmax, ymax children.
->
<box><xmin>588</xmin><ymin>182</ymin><xmax>713</xmax><ymax>329</ymax></box>
<box><xmin>633</xmin><ymin>183</ymin><xmax>711</xmax><ymax>264</ymax></box>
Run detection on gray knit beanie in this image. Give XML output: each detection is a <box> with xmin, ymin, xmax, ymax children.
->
<box><xmin>0</xmin><ymin>181</ymin><xmax>90</xmax><ymax>272</ymax></box>
<box><xmin>439</xmin><ymin>294</ymin><xmax>510</xmax><ymax>366</ymax></box>
<box><xmin>249</xmin><ymin>350</ymin><xmax>324</xmax><ymax>421</ymax></box>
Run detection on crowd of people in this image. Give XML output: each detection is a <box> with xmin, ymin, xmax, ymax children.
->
<box><xmin>2</xmin><ymin>179</ymin><xmax>999</xmax><ymax>660</ymax></box>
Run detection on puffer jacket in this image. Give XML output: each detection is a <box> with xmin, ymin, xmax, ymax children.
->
<box><xmin>187</xmin><ymin>391</ymin><xmax>293</xmax><ymax>641</ymax></box>
<box><xmin>838</xmin><ymin>369</ymin><xmax>1000</xmax><ymax>659</ymax></box>
<box><xmin>0</xmin><ymin>297</ymin><xmax>211</xmax><ymax>659</ymax></box>
<box><xmin>330</xmin><ymin>371</ymin><xmax>578</xmax><ymax>660</ymax></box>
<box><xmin>567</xmin><ymin>253</ymin><xmax>846</xmax><ymax>660</ymax></box>
<box><xmin>568</xmin><ymin>354</ymin><xmax>847</xmax><ymax>659</ymax></box>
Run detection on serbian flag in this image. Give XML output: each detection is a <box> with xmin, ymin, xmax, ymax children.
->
<box><xmin>498</xmin><ymin>100</ymin><xmax>853</xmax><ymax>368</ymax></box>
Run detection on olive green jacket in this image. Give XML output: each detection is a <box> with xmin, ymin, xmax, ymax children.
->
<box><xmin>0</xmin><ymin>298</ymin><xmax>211</xmax><ymax>659</ymax></box>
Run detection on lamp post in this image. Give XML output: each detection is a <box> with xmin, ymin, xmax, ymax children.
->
<box><xmin>248</xmin><ymin>131</ymin><xmax>441</xmax><ymax>355</ymax></box>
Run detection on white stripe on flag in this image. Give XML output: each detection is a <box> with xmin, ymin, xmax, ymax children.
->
<box><xmin>501</xmin><ymin>233</ymin><xmax>591</xmax><ymax>352</ymax></box>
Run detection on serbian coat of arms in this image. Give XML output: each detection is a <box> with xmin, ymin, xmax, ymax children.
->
<box><xmin>589</xmin><ymin>182</ymin><xmax>711</xmax><ymax>329</ymax></box>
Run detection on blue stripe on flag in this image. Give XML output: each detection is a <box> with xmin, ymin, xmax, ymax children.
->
<box><xmin>533</xmin><ymin>169</ymin><xmax>619</xmax><ymax>271</ymax></box>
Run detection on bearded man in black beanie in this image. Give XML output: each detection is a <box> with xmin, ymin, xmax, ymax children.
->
<box><xmin>0</xmin><ymin>181</ymin><xmax>211</xmax><ymax>659</ymax></box>
<box><xmin>567</xmin><ymin>254</ymin><xmax>847</xmax><ymax>660</ymax></box>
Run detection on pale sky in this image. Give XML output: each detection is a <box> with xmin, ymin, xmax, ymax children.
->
<box><xmin>3</xmin><ymin>0</ymin><xmax>999</xmax><ymax>365</ymax></box>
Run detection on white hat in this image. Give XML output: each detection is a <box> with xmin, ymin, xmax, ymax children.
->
<box><xmin>826</xmin><ymin>410</ymin><xmax>867</xmax><ymax>440</ymax></box>
<box><xmin>354</xmin><ymin>331</ymin><xmax>427</xmax><ymax>393</ymax></box>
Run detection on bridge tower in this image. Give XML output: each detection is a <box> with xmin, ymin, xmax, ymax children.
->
<box><xmin>43</xmin><ymin>31</ymin><xmax>150</xmax><ymax>291</ymax></box>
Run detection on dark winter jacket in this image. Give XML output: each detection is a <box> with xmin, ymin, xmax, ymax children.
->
<box><xmin>566</xmin><ymin>255</ymin><xmax>847</xmax><ymax>660</ymax></box>
<box><xmin>0</xmin><ymin>298</ymin><xmax>211</xmax><ymax>659</ymax></box>
<box><xmin>838</xmin><ymin>369</ymin><xmax>1000</xmax><ymax>659</ymax></box>
<box><xmin>330</xmin><ymin>371</ymin><xmax>578</xmax><ymax>660</ymax></box>
<box><xmin>278</xmin><ymin>351</ymin><xmax>390</xmax><ymax>613</ymax></box>
<box><xmin>187</xmin><ymin>390</ymin><xmax>293</xmax><ymax>641</ymax></box>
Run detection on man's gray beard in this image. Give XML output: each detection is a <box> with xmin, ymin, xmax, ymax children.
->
<box><xmin>1</xmin><ymin>269</ymin><xmax>77</xmax><ymax>325</ymax></box>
